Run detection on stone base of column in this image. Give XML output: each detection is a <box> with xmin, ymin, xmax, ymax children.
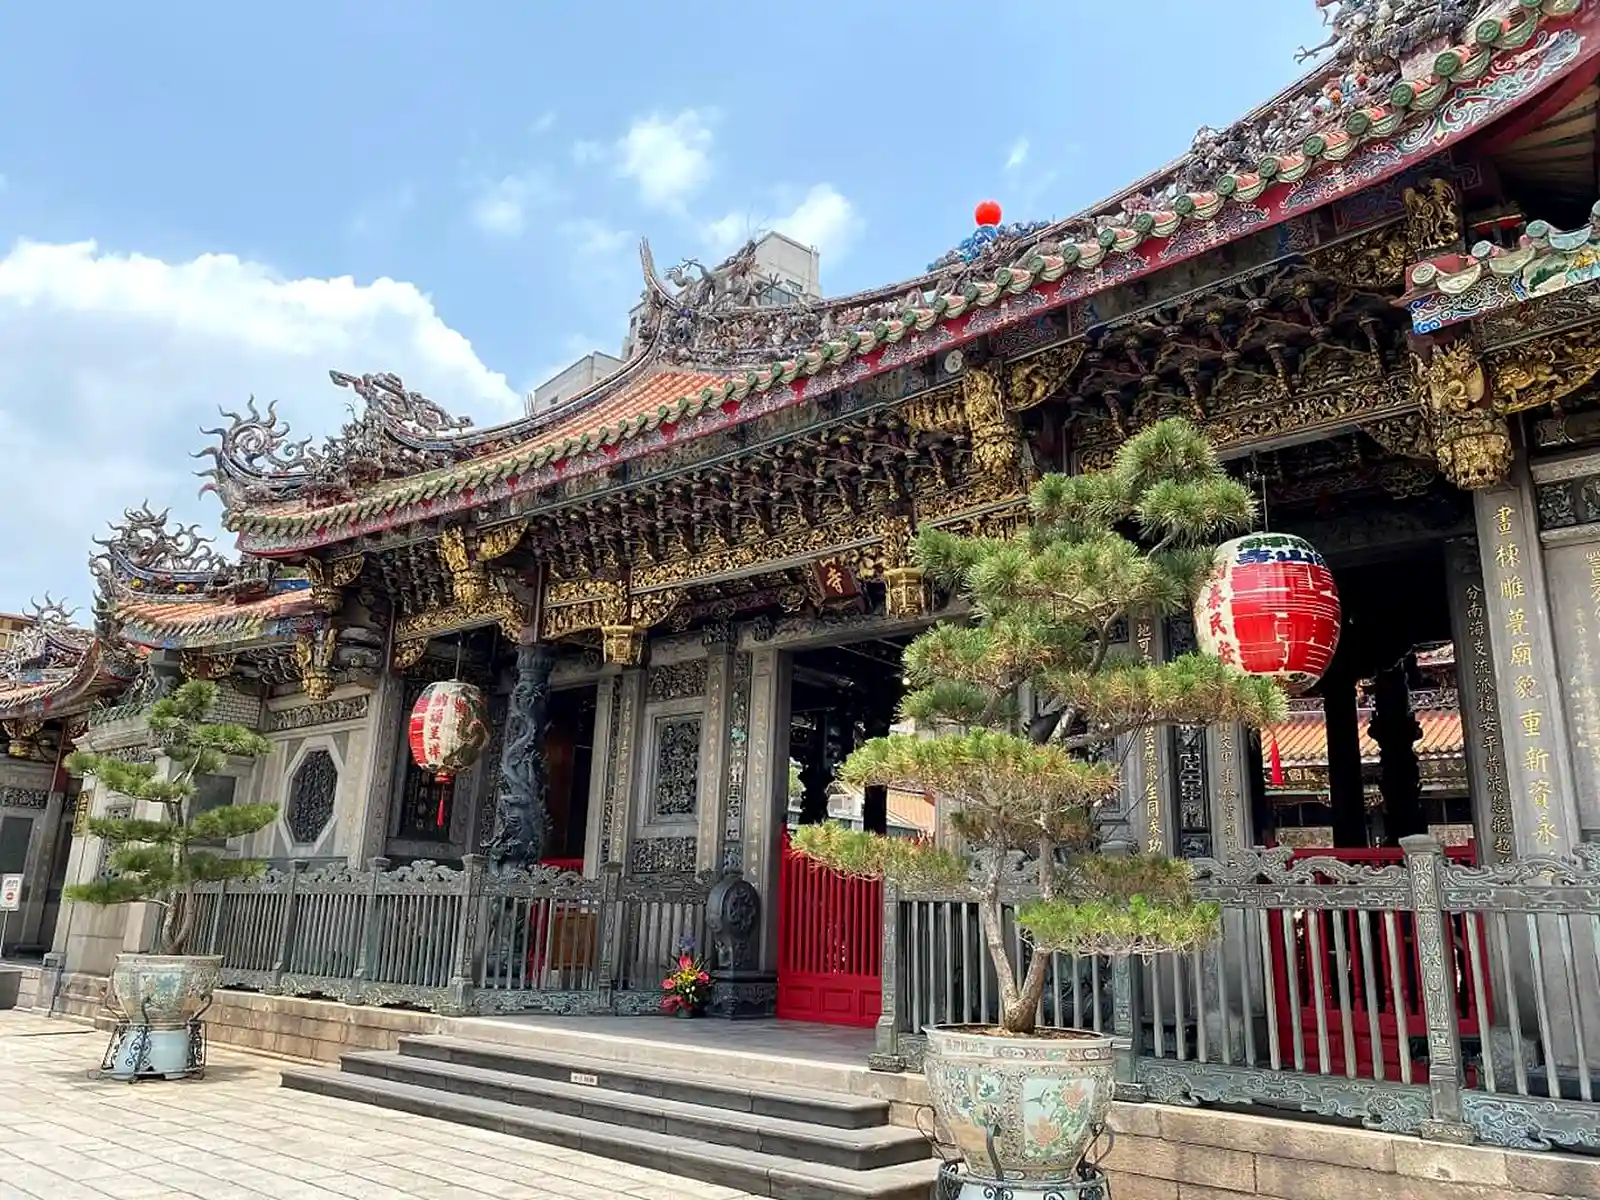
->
<box><xmin>707</xmin><ymin>971</ymin><xmax>777</xmax><ymax>1020</ymax></box>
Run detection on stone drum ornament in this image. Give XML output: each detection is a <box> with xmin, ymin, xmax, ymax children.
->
<box><xmin>408</xmin><ymin>680</ymin><xmax>490</xmax><ymax>781</ymax></box>
<box><xmin>1194</xmin><ymin>532</ymin><xmax>1341</xmax><ymax>696</ymax></box>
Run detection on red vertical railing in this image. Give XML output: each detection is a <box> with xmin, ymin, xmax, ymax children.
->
<box><xmin>1266</xmin><ymin>843</ymin><xmax>1490</xmax><ymax>1079</ymax></box>
<box><xmin>775</xmin><ymin>831</ymin><xmax>883</xmax><ymax>1026</ymax></box>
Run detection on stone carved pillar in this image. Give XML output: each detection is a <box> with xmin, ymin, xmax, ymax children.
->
<box><xmin>742</xmin><ymin>647</ymin><xmax>792</xmax><ymax>972</ymax></box>
<box><xmin>582</xmin><ymin>675</ymin><xmax>617</xmax><ymax>876</ymax></box>
<box><xmin>1472</xmin><ymin>475</ymin><xmax>1582</xmax><ymax>854</ymax></box>
<box><xmin>696</xmin><ymin>640</ymin><xmax>734</xmax><ymax>872</ymax></box>
<box><xmin>1474</xmin><ymin>466</ymin><xmax>1600</xmax><ymax>1076</ymax></box>
<box><xmin>1443</xmin><ymin>538</ymin><xmax>1516</xmax><ymax>864</ymax></box>
<box><xmin>486</xmin><ymin>641</ymin><xmax>554</xmax><ymax>871</ymax></box>
<box><xmin>1121</xmin><ymin>616</ymin><xmax>1177</xmax><ymax>854</ymax></box>
<box><xmin>353</xmin><ymin>669</ymin><xmax>407</xmax><ymax>866</ymax></box>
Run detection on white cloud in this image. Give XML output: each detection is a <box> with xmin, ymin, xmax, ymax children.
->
<box><xmin>531</xmin><ymin>111</ymin><xmax>557</xmax><ymax>134</ymax></box>
<box><xmin>0</xmin><ymin>238</ymin><xmax>518</xmax><ymax>610</ymax></box>
<box><xmin>615</xmin><ymin>110</ymin><xmax>715</xmax><ymax>210</ymax></box>
<box><xmin>704</xmin><ymin>185</ymin><xmax>863</xmax><ymax>265</ymax></box>
<box><xmin>1005</xmin><ymin>138</ymin><xmax>1029</xmax><ymax>172</ymax></box>
<box><xmin>469</xmin><ymin>171</ymin><xmax>554</xmax><ymax>238</ymax></box>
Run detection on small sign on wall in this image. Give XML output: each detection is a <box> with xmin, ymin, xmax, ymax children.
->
<box><xmin>0</xmin><ymin>873</ymin><xmax>21</xmax><ymax>911</ymax></box>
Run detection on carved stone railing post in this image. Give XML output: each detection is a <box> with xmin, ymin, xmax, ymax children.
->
<box><xmin>442</xmin><ymin>854</ymin><xmax>484</xmax><ymax>1015</ymax></box>
<box><xmin>205</xmin><ymin>880</ymin><xmax>227</xmax><ymax>957</ymax></box>
<box><xmin>268</xmin><ymin>860</ymin><xmax>307</xmax><ymax>994</ymax></box>
<box><xmin>705</xmin><ymin>871</ymin><xmax>774</xmax><ymax>1020</ymax></box>
<box><xmin>1102</xmin><ymin>838</ymin><xmax>1146</xmax><ymax>1099</ymax></box>
<box><xmin>1402</xmin><ymin>834</ymin><xmax>1475</xmax><ymax>1144</ymax></box>
<box><xmin>598</xmin><ymin>862</ymin><xmax>623</xmax><ymax>1007</ymax></box>
<box><xmin>349</xmin><ymin>856</ymin><xmax>389</xmax><ymax>1005</ymax></box>
<box><xmin>868</xmin><ymin>879</ymin><xmax>904</xmax><ymax>1071</ymax></box>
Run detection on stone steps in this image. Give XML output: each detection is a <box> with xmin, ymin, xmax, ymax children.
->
<box><xmin>279</xmin><ymin>1034</ymin><xmax>939</xmax><ymax>1200</ymax></box>
<box><xmin>395</xmin><ymin>1034</ymin><xmax>889</xmax><ymax>1129</ymax></box>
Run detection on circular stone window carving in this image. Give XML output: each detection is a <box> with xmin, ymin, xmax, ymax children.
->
<box><xmin>286</xmin><ymin>749</ymin><xmax>338</xmax><ymax>845</ymax></box>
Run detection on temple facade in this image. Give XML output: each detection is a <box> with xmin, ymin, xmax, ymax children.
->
<box><xmin>13</xmin><ymin>0</ymin><xmax>1600</xmax><ymax>988</ymax></box>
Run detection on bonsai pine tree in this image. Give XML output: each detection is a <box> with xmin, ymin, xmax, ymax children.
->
<box><xmin>65</xmin><ymin>680</ymin><xmax>276</xmax><ymax>956</ymax></box>
<box><xmin>793</xmin><ymin>419</ymin><xmax>1287</xmax><ymax>1034</ymax></box>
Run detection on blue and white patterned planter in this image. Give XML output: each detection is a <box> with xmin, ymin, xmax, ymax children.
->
<box><xmin>924</xmin><ymin>1024</ymin><xmax>1115</xmax><ymax>1191</ymax></box>
<box><xmin>105</xmin><ymin>954</ymin><xmax>221</xmax><ymax>1080</ymax></box>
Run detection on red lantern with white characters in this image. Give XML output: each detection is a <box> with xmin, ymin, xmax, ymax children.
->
<box><xmin>1194</xmin><ymin>532</ymin><xmax>1341</xmax><ymax>696</ymax></box>
<box><xmin>407</xmin><ymin>680</ymin><xmax>490</xmax><ymax>781</ymax></box>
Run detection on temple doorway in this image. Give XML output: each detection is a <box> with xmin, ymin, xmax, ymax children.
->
<box><xmin>776</xmin><ymin>631</ymin><xmax>920</xmax><ymax>1026</ymax></box>
<box><xmin>1248</xmin><ymin>468</ymin><xmax>1479</xmax><ymax>855</ymax></box>
<box><xmin>786</xmin><ymin>636</ymin><xmax>925</xmax><ymax>838</ymax></box>
<box><xmin>543</xmin><ymin>685</ymin><xmax>596</xmax><ymax>870</ymax></box>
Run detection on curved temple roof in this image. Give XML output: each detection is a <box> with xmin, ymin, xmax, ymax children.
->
<box><xmin>91</xmin><ymin>504</ymin><xmax>324</xmax><ymax>652</ymax></box>
<box><xmin>196</xmin><ymin>0</ymin><xmax>1595</xmax><ymax>556</ymax></box>
<box><xmin>0</xmin><ymin>599</ymin><xmax>141</xmax><ymax>723</ymax></box>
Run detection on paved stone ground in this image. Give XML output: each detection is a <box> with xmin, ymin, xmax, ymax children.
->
<box><xmin>0</xmin><ymin>1011</ymin><xmax>759</xmax><ymax>1199</ymax></box>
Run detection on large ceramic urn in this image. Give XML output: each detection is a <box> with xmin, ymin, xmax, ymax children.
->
<box><xmin>105</xmin><ymin>953</ymin><xmax>222</xmax><ymax>1080</ymax></box>
<box><xmin>923</xmin><ymin>1024</ymin><xmax>1116</xmax><ymax>1194</ymax></box>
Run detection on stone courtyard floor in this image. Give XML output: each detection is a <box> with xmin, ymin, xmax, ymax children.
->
<box><xmin>0</xmin><ymin>1010</ymin><xmax>759</xmax><ymax>1199</ymax></box>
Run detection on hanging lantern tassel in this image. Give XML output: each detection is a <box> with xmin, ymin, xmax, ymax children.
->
<box><xmin>436</xmin><ymin>781</ymin><xmax>450</xmax><ymax>829</ymax></box>
<box><xmin>1269</xmin><ymin>733</ymin><xmax>1285</xmax><ymax>788</ymax></box>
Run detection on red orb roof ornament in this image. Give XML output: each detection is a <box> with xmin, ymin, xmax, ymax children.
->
<box><xmin>1194</xmin><ymin>532</ymin><xmax>1341</xmax><ymax>696</ymax></box>
<box><xmin>974</xmin><ymin>200</ymin><xmax>1003</xmax><ymax>228</ymax></box>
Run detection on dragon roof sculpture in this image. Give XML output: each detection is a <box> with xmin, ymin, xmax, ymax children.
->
<box><xmin>187</xmin><ymin>0</ymin><xmax>1588</xmax><ymax>558</ymax></box>
<box><xmin>0</xmin><ymin>597</ymin><xmax>140</xmax><ymax>723</ymax></box>
<box><xmin>90</xmin><ymin>504</ymin><xmax>324</xmax><ymax>651</ymax></box>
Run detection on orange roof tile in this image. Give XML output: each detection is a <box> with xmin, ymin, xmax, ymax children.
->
<box><xmin>117</xmin><ymin>588</ymin><xmax>316</xmax><ymax>648</ymax></box>
<box><xmin>1265</xmin><ymin>707</ymin><xmax>1463</xmax><ymax>766</ymax></box>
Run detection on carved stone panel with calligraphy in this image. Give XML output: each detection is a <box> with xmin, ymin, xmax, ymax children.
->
<box><xmin>1543</xmin><ymin>536</ymin><xmax>1600</xmax><ymax>838</ymax></box>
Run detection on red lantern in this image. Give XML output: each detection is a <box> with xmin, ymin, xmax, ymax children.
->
<box><xmin>974</xmin><ymin>199</ymin><xmax>1003</xmax><ymax>227</ymax></box>
<box><xmin>1194</xmin><ymin>533</ymin><xmax>1341</xmax><ymax>696</ymax></box>
<box><xmin>407</xmin><ymin>680</ymin><xmax>490</xmax><ymax>781</ymax></box>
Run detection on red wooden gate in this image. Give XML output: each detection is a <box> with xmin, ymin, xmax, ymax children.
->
<box><xmin>1266</xmin><ymin>844</ymin><xmax>1490</xmax><ymax>1079</ymax></box>
<box><xmin>776</xmin><ymin>832</ymin><xmax>883</xmax><ymax>1026</ymax></box>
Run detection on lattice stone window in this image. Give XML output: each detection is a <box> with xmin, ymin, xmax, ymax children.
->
<box><xmin>652</xmin><ymin>717</ymin><xmax>701</xmax><ymax>820</ymax></box>
<box><xmin>286</xmin><ymin>750</ymin><xmax>338</xmax><ymax>845</ymax></box>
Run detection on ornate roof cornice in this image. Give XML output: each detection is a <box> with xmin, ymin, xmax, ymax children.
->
<box><xmin>90</xmin><ymin>504</ymin><xmax>338</xmax><ymax>652</ymax></box>
<box><xmin>1402</xmin><ymin>199</ymin><xmax>1600</xmax><ymax>332</ymax></box>
<box><xmin>0</xmin><ymin>600</ymin><xmax>140</xmax><ymax>723</ymax></box>
<box><xmin>214</xmin><ymin>0</ymin><xmax>1591</xmax><ymax>552</ymax></box>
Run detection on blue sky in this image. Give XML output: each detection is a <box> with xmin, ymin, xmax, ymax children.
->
<box><xmin>0</xmin><ymin>0</ymin><xmax>1327</xmax><ymax>609</ymax></box>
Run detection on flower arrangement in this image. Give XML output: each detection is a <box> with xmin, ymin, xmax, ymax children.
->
<box><xmin>661</xmin><ymin>953</ymin><xmax>712</xmax><ymax>1016</ymax></box>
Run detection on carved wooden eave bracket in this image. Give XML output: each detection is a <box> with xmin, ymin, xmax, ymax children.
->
<box><xmin>293</xmin><ymin>624</ymin><xmax>339</xmax><ymax>702</ymax></box>
<box><xmin>389</xmin><ymin>520</ymin><xmax>532</xmax><ymax>669</ymax></box>
<box><xmin>3</xmin><ymin>719</ymin><xmax>44</xmax><ymax>759</ymax></box>
<box><xmin>1308</xmin><ymin>175</ymin><xmax>1463</xmax><ymax>298</ymax></box>
<box><xmin>904</xmin><ymin>364</ymin><xmax>1035</xmax><ymax>491</ymax></box>
<box><xmin>1411</xmin><ymin>338</ymin><xmax>1512</xmax><ymax>492</ymax></box>
<box><xmin>1007</xmin><ymin>343</ymin><xmax>1086</xmax><ymax>413</ymax></box>
<box><xmin>540</xmin><ymin>576</ymin><xmax>683</xmax><ymax>667</ymax></box>
<box><xmin>1485</xmin><ymin>323</ymin><xmax>1600</xmax><ymax>420</ymax></box>
<box><xmin>303</xmin><ymin>554</ymin><xmax>365</xmax><ymax>614</ymax></box>
<box><xmin>180</xmin><ymin>650</ymin><xmax>236</xmax><ymax>682</ymax></box>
